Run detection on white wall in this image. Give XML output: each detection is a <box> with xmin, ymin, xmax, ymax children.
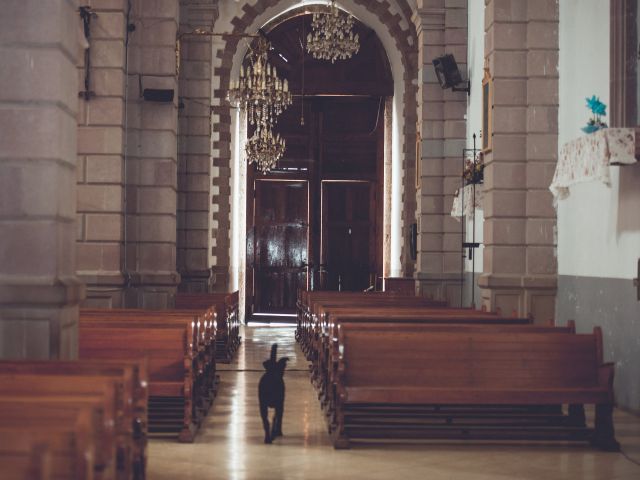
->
<box><xmin>558</xmin><ymin>0</ymin><xmax>640</xmax><ymax>280</ymax></box>
<box><xmin>464</xmin><ymin>0</ymin><xmax>484</xmax><ymax>276</ymax></box>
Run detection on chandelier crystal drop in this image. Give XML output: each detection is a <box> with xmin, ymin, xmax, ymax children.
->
<box><xmin>245</xmin><ymin>125</ymin><xmax>286</xmax><ymax>174</ymax></box>
<box><xmin>306</xmin><ymin>1</ymin><xmax>360</xmax><ymax>63</ymax></box>
<box><xmin>227</xmin><ymin>37</ymin><xmax>293</xmax><ymax>129</ymax></box>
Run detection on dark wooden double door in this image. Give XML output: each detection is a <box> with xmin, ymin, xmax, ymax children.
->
<box><xmin>246</xmin><ymin>97</ymin><xmax>384</xmax><ymax>321</ymax></box>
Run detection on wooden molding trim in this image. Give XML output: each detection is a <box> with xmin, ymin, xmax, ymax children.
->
<box><xmin>610</xmin><ymin>0</ymin><xmax>638</xmax><ymax>127</ymax></box>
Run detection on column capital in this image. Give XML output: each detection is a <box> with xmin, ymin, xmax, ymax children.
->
<box><xmin>412</xmin><ymin>8</ymin><xmax>446</xmax><ymax>36</ymax></box>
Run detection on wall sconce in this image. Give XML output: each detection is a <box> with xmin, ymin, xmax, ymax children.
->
<box><xmin>432</xmin><ymin>53</ymin><xmax>470</xmax><ymax>95</ymax></box>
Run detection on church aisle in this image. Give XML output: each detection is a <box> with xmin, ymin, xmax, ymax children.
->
<box><xmin>148</xmin><ymin>326</ymin><xmax>640</xmax><ymax>480</ymax></box>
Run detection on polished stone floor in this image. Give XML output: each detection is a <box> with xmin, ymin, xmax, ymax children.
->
<box><xmin>148</xmin><ymin>325</ymin><xmax>640</xmax><ymax>480</ymax></box>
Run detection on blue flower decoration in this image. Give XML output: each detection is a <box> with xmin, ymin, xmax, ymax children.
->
<box><xmin>585</xmin><ymin>95</ymin><xmax>607</xmax><ymax>116</ymax></box>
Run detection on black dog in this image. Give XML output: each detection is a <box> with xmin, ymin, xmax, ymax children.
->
<box><xmin>258</xmin><ymin>344</ymin><xmax>289</xmax><ymax>444</ymax></box>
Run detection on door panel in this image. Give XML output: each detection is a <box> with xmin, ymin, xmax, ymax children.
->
<box><xmin>251</xmin><ymin>180</ymin><xmax>308</xmax><ymax>316</ymax></box>
<box><xmin>322</xmin><ymin>181</ymin><xmax>376</xmax><ymax>291</ymax></box>
<box><xmin>246</xmin><ymin>97</ymin><xmax>384</xmax><ymax>321</ymax></box>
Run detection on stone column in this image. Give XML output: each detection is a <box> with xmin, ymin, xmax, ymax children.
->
<box><xmin>0</xmin><ymin>0</ymin><xmax>84</xmax><ymax>358</ymax></box>
<box><xmin>124</xmin><ymin>0</ymin><xmax>180</xmax><ymax>308</ymax></box>
<box><xmin>76</xmin><ymin>0</ymin><xmax>127</xmax><ymax>307</ymax></box>
<box><xmin>480</xmin><ymin>0</ymin><xmax>558</xmax><ymax>321</ymax></box>
<box><xmin>176</xmin><ymin>1</ymin><xmax>218</xmax><ymax>292</ymax></box>
<box><xmin>414</xmin><ymin>0</ymin><xmax>467</xmax><ymax>303</ymax></box>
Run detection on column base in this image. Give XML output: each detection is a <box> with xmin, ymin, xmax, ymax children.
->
<box><xmin>479</xmin><ymin>274</ymin><xmax>557</xmax><ymax>322</ymax></box>
<box><xmin>0</xmin><ymin>277</ymin><xmax>85</xmax><ymax>360</ymax></box>
<box><xmin>415</xmin><ymin>272</ymin><xmax>463</xmax><ymax>306</ymax></box>
<box><xmin>178</xmin><ymin>269</ymin><xmax>213</xmax><ymax>293</ymax></box>
<box><xmin>124</xmin><ymin>271</ymin><xmax>182</xmax><ymax>309</ymax></box>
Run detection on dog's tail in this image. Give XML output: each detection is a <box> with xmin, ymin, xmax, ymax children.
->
<box><xmin>270</xmin><ymin>343</ymin><xmax>278</xmax><ymax>362</ymax></box>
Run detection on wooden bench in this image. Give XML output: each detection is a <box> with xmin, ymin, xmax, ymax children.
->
<box><xmin>175</xmin><ymin>291</ymin><xmax>241</xmax><ymax>362</ymax></box>
<box><xmin>319</xmin><ymin>321</ymin><xmax>576</xmax><ymax>421</ymax></box>
<box><xmin>306</xmin><ymin>305</ymin><xmax>530</xmax><ymax>382</ymax></box>
<box><xmin>0</xmin><ymin>360</ymin><xmax>147</xmax><ymax>479</ymax></box>
<box><xmin>0</xmin><ymin>438</ymin><xmax>52</xmax><ymax>480</ymax></box>
<box><xmin>0</xmin><ymin>407</ymin><xmax>94</xmax><ymax>480</ymax></box>
<box><xmin>297</xmin><ymin>292</ymin><xmax>449</xmax><ymax>355</ymax></box>
<box><xmin>79</xmin><ymin>309</ymin><xmax>210</xmax><ymax>442</ymax></box>
<box><xmin>332</xmin><ymin>326</ymin><xmax>619</xmax><ymax>451</ymax></box>
<box><xmin>81</xmin><ymin>308</ymin><xmax>217</xmax><ymax>404</ymax></box>
<box><xmin>0</xmin><ymin>374</ymin><xmax>121</xmax><ymax>479</ymax></box>
<box><xmin>312</xmin><ymin>312</ymin><xmax>549</xmax><ymax>405</ymax></box>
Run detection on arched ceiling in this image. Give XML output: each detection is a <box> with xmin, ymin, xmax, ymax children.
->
<box><xmin>253</xmin><ymin>11</ymin><xmax>394</xmax><ymax>96</ymax></box>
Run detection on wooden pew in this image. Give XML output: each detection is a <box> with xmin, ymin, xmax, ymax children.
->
<box><xmin>0</xmin><ymin>360</ymin><xmax>147</xmax><ymax>479</ymax></box>
<box><xmin>320</xmin><ymin>321</ymin><xmax>576</xmax><ymax>421</ymax></box>
<box><xmin>0</xmin><ymin>408</ymin><xmax>94</xmax><ymax>480</ymax></box>
<box><xmin>297</xmin><ymin>292</ymin><xmax>450</xmax><ymax>355</ymax></box>
<box><xmin>1</xmin><ymin>440</ymin><xmax>52</xmax><ymax>480</ymax></box>
<box><xmin>0</xmin><ymin>376</ymin><xmax>120</xmax><ymax>479</ymax></box>
<box><xmin>81</xmin><ymin>308</ymin><xmax>217</xmax><ymax>403</ymax></box>
<box><xmin>79</xmin><ymin>309</ymin><xmax>209</xmax><ymax>442</ymax></box>
<box><xmin>174</xmin><ymin>292</ymin><xmax>241</xmax><ymax>362</ymax></box>
<box><xmin>306</xmin><ymin>305</ymin><xmax>530</xmax><ymax>383</ymax></box>
<box><xmin>331</xmin><ymin>326</ymin><xmax>619</xmax><ymax>451</ymax></box>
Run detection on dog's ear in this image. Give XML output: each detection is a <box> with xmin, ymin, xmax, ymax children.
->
<box><xmin>276</xmin><ymin>357</ymin><xmax>289</xmax><ymax>372</ymax></box>
<box><xmin>270</xmin><ymin>343</ymin><xmax>278</xmax><ymax>362</ymax></box>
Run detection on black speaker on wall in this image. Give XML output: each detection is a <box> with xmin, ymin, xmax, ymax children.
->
<box><xmin>143</xmin><ymin>88</ymin><xmax>174</xmax><ymax>102</ymax></box>
<box><xmin>432</xmin><ymin>54</ymin><xmax>463</xmax><ymax>89</ymax></box>
<box><xmin>432</xmin><ymin>54</ymin><xmax>470</xmax><ymax>94</ymax></box>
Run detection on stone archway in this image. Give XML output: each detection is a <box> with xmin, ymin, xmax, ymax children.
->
<box><xmin>210</xmin><ymin>1</ymin><xmax>418</xmax><ymax>318</ymax></box>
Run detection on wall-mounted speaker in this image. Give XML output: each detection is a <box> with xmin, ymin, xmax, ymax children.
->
<box><xmin>142</xmin><ymin>88</ymin><xmax>174</xmax><ymax>102</ymax></box>
<box><xmin>432</xmin><ymin>54</ymin><xmax>463</xmax><ymax>90</ymax></box>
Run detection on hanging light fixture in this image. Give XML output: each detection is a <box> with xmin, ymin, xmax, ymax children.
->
<box><xmin>227</xmin><ymin>36</ymin><xmax>292</xmax><ymax>172</ymax></box>
<box><xmin>227</xmin><ymin>36</ymin><xmax>292</xmax><ymax>129</ymax></box>
<box><xmin>245</xmin><ymin>125</ymin><xmax>286</xmax><ymax>173</ymax></box>
<box><xmin>306</xmin><ymin>1</ymin><xmax>360</xmax><ymax>63</ymax></box>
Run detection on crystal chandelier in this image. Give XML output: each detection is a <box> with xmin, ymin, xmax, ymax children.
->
<box><xmin>227</xmin><ymin>36</ymin><xmax>292</xmax><ymax>172</ymax></box>
<box><xmin>245</xmin><ymin>125</ymin><xmax>286</xmax><ymax>173</ymax></box>
<box><xmin>227</xmin><ymin>37</ymin><xmax>292</xmax><ymax>129</ymax></box>
<box><xmin>306</xmin><ymin>1</ymin><xmax>360</xmax><ymax>63</ymax></box>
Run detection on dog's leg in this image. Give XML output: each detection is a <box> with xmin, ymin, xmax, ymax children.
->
<box><xmin>260</xmin><ymin>402</ymin><xmax>272</xmax><ymax>444</ymax></box>
<box><xmin>272</xmin><ymin>401</ymin><xmax>284</xmax><ymax>439</ymax></box>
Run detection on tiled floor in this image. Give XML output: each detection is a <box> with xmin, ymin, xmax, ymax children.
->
<box><xmin>148</xmin><ymin>325</ymin><xmax>640</xmax><ymax>480</ymax></box>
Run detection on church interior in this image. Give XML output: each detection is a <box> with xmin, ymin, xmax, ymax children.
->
<box><xmin>1</xmin><ymin>0</ymin><xmax>639</xmax><ymax>478</ymax></box>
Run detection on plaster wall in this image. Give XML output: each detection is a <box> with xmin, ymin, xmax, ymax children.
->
<box><xmin>558</xmin><ymin>0</ymin><xmax>640</xmax><ymax>281</ymax></box>
<box><xmin>557</xmin><ymin>0</ymin><xmax>640</xmax><ymax>412</ymax></box>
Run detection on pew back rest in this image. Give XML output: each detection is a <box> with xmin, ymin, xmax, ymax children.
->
<box><xmin>340</xmin><ymin>330</ymin><xmax>601</xmax><ymax>390</ymax></box>
<box><xmin>79</xmin><ymin>324</ymin><xmax>188</xmax><ymax>382</ymax></box>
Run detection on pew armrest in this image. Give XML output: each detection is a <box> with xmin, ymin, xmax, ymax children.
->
<box><xmin>598</xmin><ymin>362</ymin><xmax>616</xmax><ymax>401</ymax></box>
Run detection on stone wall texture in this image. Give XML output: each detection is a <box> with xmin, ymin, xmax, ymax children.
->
<box><xmin>177</xmin><ymin>0</ymin><xmax>219</xmax><ymax>292</ymax></box>
<box><xmin>414</xmin><ymin>0</ymin><xmax>468</xmax><ymax>303</ymax></box>
<box><xmin>1</xmin><ymin>0</ymin><xmax>565</xmax><ymax>340</ymax></box>
<box><xmin>479</xmin><ymin>0</ymin><xmax>558</xmax><ymax>320</ymax></box>
<box><xmin>0</xmin><ymin>0</ymin><xmax>84</xmax><ymax>359</ymax></box>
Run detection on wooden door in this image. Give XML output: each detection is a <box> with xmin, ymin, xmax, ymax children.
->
<box><xmin>321</xmin><ymin>181</ymin><xmax>377</xmax><ymax>291</ymax></box>
<box><xmin>248</xmin><ymin>179</ymin><xmax>309</xmax><ymax>319</ymax></box>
